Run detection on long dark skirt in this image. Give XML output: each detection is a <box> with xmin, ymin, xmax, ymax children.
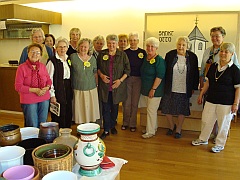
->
<box><xmin>160</xmin><ymin>92</ymin><xmax>190</xmax><ymax>116</ymax></box>
<box><xmin>51</xmin><ymin>79</ymin><xmax>72</xmax><ymax>128</ymax></box>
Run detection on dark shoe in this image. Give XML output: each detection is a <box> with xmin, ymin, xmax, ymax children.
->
<box><xmin>100</xmin><ymin>131</ymin><xmax>109</xmax><ymax>139</ymax></box>
<box><xmin>111</xmin><ymin>128</ymin><xmax>118</xmax><ymax>135</ymax></box>
<box><xmin>166</xmin><ymin>124</ymin><xmax>177</xmax><ymax>136</ymax></box>
<box><xmin>166</xmin><ymin>129</ymin><xmax>173</xmax><ymax>135</ymax></box>
<box><xmin>121</xmin><ymin>125</ymin><xmax>128</xmax><ymax>130</ymax></box>
<box><xmin>130</xmin><ymin>127</ymin><xmax>136</xmax><ymax>132</ymax></box>
<box><xmin>175</xmin><ymin>132</ymin><xmax>182</xmax><ymax>139</ymax></box>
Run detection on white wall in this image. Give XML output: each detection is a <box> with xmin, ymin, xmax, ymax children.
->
<box><xmin>0</xmin><ymin>0</ymin><xmax>240</xmax><ymax>64</ymax></box>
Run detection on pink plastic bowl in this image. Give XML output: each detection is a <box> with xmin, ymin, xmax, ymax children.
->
<box><xmin>3</xmin><ymin>165</ymin><xmax>35</xmax><ymax>180</ymax></box>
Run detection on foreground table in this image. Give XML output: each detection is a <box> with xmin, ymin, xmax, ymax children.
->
<box><xmin>72</xmin><ymin>157</ymin><xmax>127</xmax><ymax>180</ymax></box>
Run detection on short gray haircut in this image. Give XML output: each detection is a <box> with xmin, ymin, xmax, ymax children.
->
<box><xmin>210</xmin><ymin>26</ymin><xmax>226</xmax><ymax>37</ymax></box>
<box><xmin>145</xmin><ymin>37</ymin><xmax>159</xmax><ymax>48</ymax></box>
<box><xmin>93</xmin><ymin>35</ymin><xmax>105</xmax><ymax>45</ymax></box>
<box><xmin>30</xmin><ymin>28</ymin><xmax>45</xmax><ymax>41</ymax></box>
<box><xmin>176</xmin><ymin>36</ymin><xmax>190</xmax><ymax>44</ymax></box>
<box><xmin>176</xmin><ymin>36</ymin><xmax>190</xmax><ymax>48</ymax></box>
<box><xmin>55</xmin><ymin>37</ymin><xmax>69</xmax><ymax>48</ymax></box>
<box><xmin>106</xmin><ymin>34</ymin><xmax>118</xmax><ymax>42</ymax></box>
<box><xmin>220</xmin><ymin>42</ymin><xmax>235</xmax><ymax>54</ymax></box>
<box><xmin>77</xmin><ymin>38</ymin><xmax>93</xmax><ymax>55</ymax></box>
<box><xmin>129</xmin><ymin>32</ymin><xmax>139</xmax><ymax>40</ymax></box>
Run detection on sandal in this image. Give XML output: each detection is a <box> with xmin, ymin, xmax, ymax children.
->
<box><xmin>130</xmin><ymin>127</ymin><xmax>136</xmax><ymax>132</ymax></box>
<box><xmin>121</xmin><ymin>125</ymin><xmax>128</xmax><ymax>130</ymax></box>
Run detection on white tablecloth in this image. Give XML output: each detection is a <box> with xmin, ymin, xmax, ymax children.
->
<box><xmin>72</xmin><ymin>157</ymin><xmax>127</xmax><ymax>180</ymax></box>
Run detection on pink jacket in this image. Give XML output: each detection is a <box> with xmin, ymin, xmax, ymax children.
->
<box><xmin>15</xmin><ymin>62</ymin><xmax>52</xmax><ymax>104</ymax></box>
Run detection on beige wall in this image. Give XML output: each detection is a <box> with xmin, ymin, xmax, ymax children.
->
<box><xmin>0</xmin><ymin>0</ymin><xmax>240</xmax><ymax>64</ymax></box>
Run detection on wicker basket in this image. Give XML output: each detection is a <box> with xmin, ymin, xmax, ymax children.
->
<box><xmin>32</xmin><ymin>143</ymin><xmax>73</xmax><ymax>178</ymax></box>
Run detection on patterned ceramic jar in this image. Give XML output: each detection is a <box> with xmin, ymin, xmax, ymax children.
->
<box><xmin>74</xmin><ymin>123</ymin><xmax>105</xmax><ymax>177</ymax></box>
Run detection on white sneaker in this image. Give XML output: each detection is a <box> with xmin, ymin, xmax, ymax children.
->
<box><xmin>142</xmin><ymin>133</ymin><xmax>154</xmax><ymax>139</ymax></box>
<box><xmin>192</xmin><ymin>139</ymin><xmax>208</xmax><ymax>146</ymax></box>
<box><xmin>212</xmin><ymin>145</ymin><xmax>224</xmax><ymax>153</ymax></box>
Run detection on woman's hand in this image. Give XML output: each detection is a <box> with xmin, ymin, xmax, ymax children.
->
<box><xmin>148</xmin><ymin>89</ymin><xmax>155</xmax><ymax>98</ymax></box>
<box><xmin>112</xmin><ymin>79</ymin><xmax>121</xmax><ymax>89</ymax></box>
<box><xmin>231</xmin><ymin>104</ymin><xmax>238</xmax><ymax>114</ymax></box>
<box><xmin>100</xmin><ymin>74</ymin><xmax>110</xmax><ymax>84</ymax></box>
<box><xmin>50</xmin><ymin>96</ymin><xmax>57</xmax><ymax>104</ymax></box>
<box><xmin>197</xmin><ymin>95</ymin><xmax>203</xmax><ymax>104</ymax></box>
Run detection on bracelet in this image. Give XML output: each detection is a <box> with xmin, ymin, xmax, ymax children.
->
<box><xmin>233</xmin><ymin>103</ymin><xmax>239</xmax><ymax>106</ymax></box>
<box><xmin>119</xmin><ymin>79</ymin><xmax>123</xmax><ymax>83</ymax></box>
<box><xmin>152</xmin><ymin>88</ymin><xmax>156</xmax><ymax>90</ymax></box>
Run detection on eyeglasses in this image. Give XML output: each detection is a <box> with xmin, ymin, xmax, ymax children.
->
<box><xmin>210</xmin><ymin>35</ymin><xmax>222</xmax><ymax>38</ymax></box>
<box><xmin>32</xmin><ymin>36</ymin><xmax>43</xmax><ymax>39</ymax></box>
<box><xmin>58</xmin><ymin>46</ymin><xmax>68</xmax><ymax>49</ymax></box>
<box><xmin>30</xmin><ymin>51</ymin><xmax>41</xmax><ymax>55</ymax></box>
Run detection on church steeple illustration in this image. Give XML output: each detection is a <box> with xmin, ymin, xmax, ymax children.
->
<box><xmin>188</xmin><ymin>17</ymin><xmax>208</xmax><ymax>66</ymax></box>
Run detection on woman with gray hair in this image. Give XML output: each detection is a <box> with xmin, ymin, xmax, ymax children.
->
<box><xmin>160</xmin><ymin>36</ymin><xmax>199</xmax><ymax>139</ymax></box>
<box><xmin>122</xmin><ymin>32</ymin><xmax>147</xmax><ymax>132</ymax></box>
<box><xmin>19</xmin><ymin>28</ymin><xmax>54</xmax><ymax>65</ymax></box>
<box><xmin>46</xmin><ymin>37</ymin><xmax>73</xmax><ymax>128</ymax></box>
<box><xmin>139</xmin><ymin>37</ymin><xmax>166</xmax><ymax>139</ymax></box>
<box><xmin>71</xmin><ymin>38</ymin><xmax>100</xmax><ymax>124</ymax></box>
<box><xmin>192</xmin><ymin>42</ymin><xmax>240</xmax><ymax>153</ymax></box>
<box><xmin>93</xmin><ymin>35</ymin><xmax>105</xmax><ymax>59</ymax></box>
<box><xmin>97</xmin><ymin>34</ymin><xmax>130</xmax><ymax>139</ymax></box>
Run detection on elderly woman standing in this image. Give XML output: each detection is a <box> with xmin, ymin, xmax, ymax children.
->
<box><xmin>93</xmin><ymin>35</ymin><xmax>105</xmax><ymax>59</ymax></box>
<box><xmin>122</xmin><ymin>32</ymin><xmax>147</xmax><ymax>132</ymax></box>
<box><xmin>192</xmin><ymin>43</ymin><xmax>240</xmax><ymax>153</ymax></box>
<box><xmin>140</xmin><ymin>37</ymin><xmax>166</xmax><ymax>139</ymax></box>
<box><xmin>44</xmin><ymin>34</ymin><xmax>56</xmax><ymax>54</ymax></box>
<box><xmin>67</xmin><ymin>28</ymin><xmax>81</xmax><ymax>56</ymax></box>
<box><xmin>19</xmin><ymin>28</ymin><xmax>53</xmax><ymax>65</ymax></box>
<box><xmin>71</xmin><ymin>38</ymin><xmax>100</xmax><ymax>124</ymax></box>
<box><xmin>15</xmin><ymin>43</ymin><xmax>52</xmax><ymax>128</ymax></box>
<box><xmin>200</xmin><ymin>27</ymin><xmax>240</xmax><ymax>141</ymax></box>
<box><xmin>118</xmin><ymin>34</ymin><xmax>129</xmax><ymax>51</ymax></box>
<box><xmin>46</xmin><ymin>37</ymin><xmax>73</xmax><ymax>128</ymax></box>
<box><xmin>160</xmin><ymin>37</ymin><xmax>199</xmax><ymax>139</ymax></box>
<box><xmin>97</xmin><ymin>34</ymin><xmax>130</xmax><ymax>139</ymax></box>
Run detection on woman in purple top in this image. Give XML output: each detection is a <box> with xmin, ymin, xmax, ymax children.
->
<box><xmin>97</xmin><ymin>34</ymin><xmax>130</xmax><ymax>139</ymax></box>
<box><xmin>15</xmin><ymin>43</ymin><xmax>52</xmax><ymax>128</ymax></box>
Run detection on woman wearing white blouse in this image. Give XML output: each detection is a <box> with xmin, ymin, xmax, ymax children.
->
<box><xmin>46</xmin><ymin>37</ymin><xmax>73</xmax><ymax>128</ymax></box>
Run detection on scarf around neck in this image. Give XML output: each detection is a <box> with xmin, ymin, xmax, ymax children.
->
<box><xmin>26</xmin><ymin>59</ymin><xmax>44</xmax><ymax>88</ymax></box>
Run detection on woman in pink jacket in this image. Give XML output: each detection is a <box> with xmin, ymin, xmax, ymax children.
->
<box><xmin>15</xmin><ymin>43</ymin><xmax>52</xmax><ymax>127</ymax></box>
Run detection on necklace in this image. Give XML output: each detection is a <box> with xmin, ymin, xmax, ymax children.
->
<box><xmin>215</xmin><ymin>66</ymin><xmax>227</xmax><ymax>82</ymax></box>
<box><xmin>176</xmin><ymin>60</ymin><xmax>186</xmax><ymax>74</ymax></box>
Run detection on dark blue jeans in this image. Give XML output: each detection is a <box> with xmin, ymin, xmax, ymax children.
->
<box><xmin>21</xmin><ymin>100</ymin><xmax>49</xmax><ymax>128</ymax></box>
<box><xmin>102</xmin><ymin>92</ymin><xmax>119</xmax><ymax>132</ymax></box>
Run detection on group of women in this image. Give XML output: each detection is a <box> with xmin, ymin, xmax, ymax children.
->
<box><xmin>15</xmin><ymin>26</ymin><xmax>240</xmax><ymax>153</ymax></box>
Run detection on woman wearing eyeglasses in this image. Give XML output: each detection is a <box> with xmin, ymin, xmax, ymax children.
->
<box><xmin>46</xmin><ymin>37</ymin><xmax>73</xmax><ymax>128</ymax></box>
<box><xmin>15</xmin><ymin>43</ymin><xmax>52</xmax><ymax>128</ymax></box>
<box><xmin>19</xmin><ymin>28</ymin><xmax>54</xmax><ymax>65</ymax></box>
<box><xmin>200</xmin><ymin>26</ymin><xmax>240</xmax><ymax>142</ymax></box>
<box><xmin>192</xmin><ymin>42</ymin><xmax>240</xmax><ymax>153</ymax></box>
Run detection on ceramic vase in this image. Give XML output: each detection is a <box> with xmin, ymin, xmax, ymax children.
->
<box><xmin>74</xmin><ymin>123</ymin><xmax>105</xmax><ymax>177</ymax></box>
<box><xmin>53</xmin><ymin>128</ymin><xmax>78</xmax><ymax>165</ymax></box>
<box><xmin>38</xmin><ymin>122</ymin><xmax>59</xmax><ymax>143</ymax></box>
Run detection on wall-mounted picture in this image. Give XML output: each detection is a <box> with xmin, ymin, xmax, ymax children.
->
<box><xmin>145</xmin><ymin>11</ymin><xmax>239</xmax><ymax>66</ymax></box>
